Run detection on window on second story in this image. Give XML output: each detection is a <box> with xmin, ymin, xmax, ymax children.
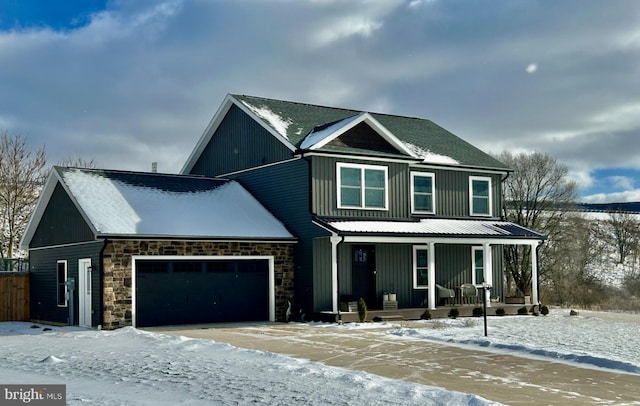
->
<box><xmin>337</xmin><ymin>163</ymin><xmax>388</xmax><ymax>210</ymax></box>
<box><xmin>411</xmin><ymin>172</ymin><xmax>435</xmax><ymax>214</ymax></box>
<box><xmin>469</xmin><ymin>176</ymin><xmax>492</xmax><ymax>216</ymax></box>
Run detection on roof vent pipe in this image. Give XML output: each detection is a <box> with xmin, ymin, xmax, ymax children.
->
<box><xmin>151</xmin><ymin>162</ymin><xmax>157</xmax><ymax>173</ymax></box>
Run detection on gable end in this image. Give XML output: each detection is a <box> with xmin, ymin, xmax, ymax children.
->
<box><xmin>30</xmin><ymin>182</ymin><xmax>95</xmax><ymax>248</ymax></box>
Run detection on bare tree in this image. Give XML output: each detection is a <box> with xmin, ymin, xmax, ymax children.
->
<box><xmin>58</xmin><ymin>154</ymin><xmax>98</xmax><ymax>169</ymax></box>
<box><xmin>606</xmin><ymin>210</ymin><xmax>640</xmax><ymax>264</ymax></box>
<box><xmin>496</xmin><ymin>151</ymin><xmax>578</xmax><ymax>296</ymax></box>
<box><xmin>0</xmin><ymin>131</ymin><xmax>47</xmax><ymax>258</ymax></box>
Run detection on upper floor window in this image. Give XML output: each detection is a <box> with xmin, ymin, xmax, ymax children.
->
<box><xmin>337</xmin><ymin>163</ymin><xmax>388</xmax><ymax>210</ymax></box>
<box><xmin>411</xmin><ymin>172</ymin><xmax>435</xmax><ymax>214</ymax></box>
<box><xmin>413</xmin><ymin>245</ymin><xmax>429</xmax><ymax>289</ymax></box>
<box><xmin>472</xmin><ymin>247</ymin><xmax>484</xmax><ymax>286</ymax></box>
<box><xmin>57</xmin><ymin>260</ymin><xmax>68</xmax><ymax>307</ymax></box>
<box><xmin>469</xmin><ymin>176</ymin><xmax>492</xmax><ymax>216</ymax></box>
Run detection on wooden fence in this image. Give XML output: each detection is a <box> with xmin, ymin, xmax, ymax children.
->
<box><xmin>0</xmin><ymin>273</ymin><xmax>30</xmax><ymax>321</ymax></box>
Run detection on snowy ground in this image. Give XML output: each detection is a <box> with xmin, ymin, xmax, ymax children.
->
<box><xmin>0</xmin><ymin>322</ymin><xmax>493</xmax><ymax>406</ymax></box>
<box><xmin>1</xmin><ymin>310</ymin><xmax>637</xmax><ymax>405</ymax></box>
<box><xmin>380</xmin><ymin>310</ymin><xmax>640</xmax><ymax>375</ymax></box>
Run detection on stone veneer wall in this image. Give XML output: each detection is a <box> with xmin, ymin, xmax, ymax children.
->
<box><xmin>102</xmin><ymin>239</ymin><xmax>295</xmax><ymax>329</ymax></box>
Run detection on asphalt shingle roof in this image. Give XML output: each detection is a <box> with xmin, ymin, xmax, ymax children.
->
<box><xmin>232</xmin><ymin>94</ymin><xmax>510</xmax><ymax>170</ymax></box>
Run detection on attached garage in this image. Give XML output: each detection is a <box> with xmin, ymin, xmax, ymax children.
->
<box><xmin>22</xmin><ymin>168</ymin><xmax>296</xmax><ymax>329</ymax></box>
<box><xmin>133</xmin><ymin>256</ymin><xmax>274</xmax><ymax>327</ymax></box>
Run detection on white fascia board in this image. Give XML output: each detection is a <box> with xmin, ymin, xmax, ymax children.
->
<box><xmin>308</xmin><ymin>112</ymin><xmax>418</xmax><ymax>159</ymax></box>
<box><xmin>341</xmin><ymin>235</ymin><xmax>543</xmax><ymax>245</ymax></box>
<box><xmin>306</xmin><ymin>112</ymin><xmax>366</xmax><ymax>150</ymax></box>
<box><xmin>361</xmin><ymin>114</ymin><xmax>418</xmax><ymax>157</ymax></box>
<box><xmin>181</xmin><ymin>94</ymin><xmax>235</xmax><ymax>174</ymax></box>
<box><xmin>19</xmin><ymin>169</ymin><xmax>58</xmax><ymax>250</ymax></box>
<box><xmin>20</xmin><ymin>168</ymin><xmax>100</xmax><ymax>250</ymax></box>
<box><xmin>410</xmin><ymin>162</ymin><xmax>510</xmax><ymax>176</ymax></box>
<box><xmin>232</xmin><ymin>96</ymin><xmax>297</xmax><ymax>152</ymax></box>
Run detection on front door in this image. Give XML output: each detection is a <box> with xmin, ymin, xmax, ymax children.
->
<box><xmin>78</xmin><ymin>259</ymin><xmax>92</xmax><ymax>327</ymax></box>
<box><xmin>351</xmin><ymin>246</ymin><xmax>377</xmax><ymax>309</ymax></box>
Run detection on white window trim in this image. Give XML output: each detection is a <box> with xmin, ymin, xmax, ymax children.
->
<box><xmin>471</xmin><ymin>246</ymin><xmax>484</xmax><ymax>287</ymax></box>
<box><xmin>469</xmin><ymin>176</ymin><xmax>492</xmax><ymax>217</ymax></box>
<box><xmin>413</xmin><ymin>245</ymin><xmax>430</xmax><ymax>289</ymax></box>
<box><xmin>57</xmin><ymin>260</ymin><xmax>68</xmax><ymax>307</ymax></box>
<box><xmin>336</xmin><ymin>162</ymin><xmax>389</xmax><ymax>210</ymax></box>
<box><xmin>410</xmin><ymin>172</ymin><xmax>436</xmax><ymax>214</ymax></box>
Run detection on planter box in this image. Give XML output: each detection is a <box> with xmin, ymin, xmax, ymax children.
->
<box><xmin>505</xmin><ymin>296</ymin><xmax>525</xmax><ymax>304</ymax></box>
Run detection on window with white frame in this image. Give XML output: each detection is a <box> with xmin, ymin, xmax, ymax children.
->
<box><xmin>472</xmin><ymin>247</ymin><xmax>484</xmax><ymax>286</ymax></box>
<box><xmin>410</xmin><ymin>172</ymin><xmax>435</xmax><ymax>214</ymax></box>
<box><xmin>413</xmin><ymin>245</ymin><xmax>429</xmax><ymax>289</ymax></box>
<box><xmin>337</xmin><ymin>162</ymin><xmax>388</xmax><ymax>210</ymax></box>
<box><xmin>57</xmin><ymin>260</ymin><xmax>67</xmax><ymax>307</ymax></box>
<box><xmin>469</xmin><ymin>176</ymin><xmax>492</xmax><ymax>216</ymax></box>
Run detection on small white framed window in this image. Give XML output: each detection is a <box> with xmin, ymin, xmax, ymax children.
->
<box><xmin>410</xmin><ymin>172</ymin><xmax>435</xmax><ymax>214</ymax></box>
<box><xmin>337</xmin><ymin>162</ymin><xmax>388</xmax><ymax>210</ymax></box>
<box><xmin>57</xmin><ymin>260</ymin><xmax>68</xmax><ymax>307</ymax></box>
<box><xmin>413</xmin><ymin>245</ymin><xmax>429</xmax><ymax>289</ymax></box>
<box><xmin>469</xmin><ymin>176</ymin><xmax>492</xmax><ymax>216</ymax></box>
<box><xmin>471</xmin><ymin>247</ymin><xmax>485</xmax><ymax>286</ymax></box>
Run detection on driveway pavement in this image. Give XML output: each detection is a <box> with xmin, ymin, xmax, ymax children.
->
<box><xmin>152</xmin><ymin>322</ymin><xmax>640</xmax><ymax>405</ymax></box>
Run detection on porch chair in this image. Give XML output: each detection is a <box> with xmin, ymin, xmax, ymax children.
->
<box><xmin>460</xmin><ymin>283</ymin><xmax>478</xmax><ymax>305</ymax></box>
<box><xmin>436</xmin><ymin>284</ymin><xmax>455</xmax><ymax>306</ymax></box>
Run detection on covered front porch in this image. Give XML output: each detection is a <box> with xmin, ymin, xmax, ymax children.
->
<box><xmin>312</xmin><ymin>217</ymin><xmax>545</xmax><ymax>318</ymax></box>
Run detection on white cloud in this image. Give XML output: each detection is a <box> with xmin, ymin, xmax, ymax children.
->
<box><xmin>310</xmin><ymin>16</ymin><xmax>383</xmax><ymax>48</ymax></box>
<box><xmin>526</xmin><ymin>63</ymin><xmax>537</xmax><ymax>74</ymax></box>
<box><xmin>609</xmin><ymin>175</ymin><xmax>635</xmax><ymax>191</ymax></box>
<box><xmin>581</xmin><ymin>189</ymin><xmax>640</xmax><ymax>204</ymax></box>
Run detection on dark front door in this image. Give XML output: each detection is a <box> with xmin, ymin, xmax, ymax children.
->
<box><xmin>351</xmin><ymin>245</ymin><xmax>377</xmax><ymax>309</ymax></box>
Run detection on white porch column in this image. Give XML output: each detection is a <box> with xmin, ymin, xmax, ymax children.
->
<box><xmin>483</xmin><ymin>243</ymin><xmax>493</xmax><ymax>307</ymax></box>
<box><xmin>330</xmin><ymin>235</ymin><xmax>342</xmax><ymax>313</ymax></box>
<box><xmin>531</xmin><ymin>242</ymin><xmax>539</xmax><ymax>305</ymax></box>
<box><xmin>428</xmin><ymin>242</ymin><xmax>436</xmax><ymax>309</ymax></box>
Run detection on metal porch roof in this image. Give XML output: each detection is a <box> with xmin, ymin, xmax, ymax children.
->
<box><xmin>317</xmin><ymin>217</ymin><xmax>545</xmax><ymax>240</ymax></box>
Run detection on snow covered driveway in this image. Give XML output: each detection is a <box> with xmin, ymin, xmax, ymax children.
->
<box><xmin>159</xmin><ymin>311</ymin><xmax>640</xmax><ymax>405</ymax></box>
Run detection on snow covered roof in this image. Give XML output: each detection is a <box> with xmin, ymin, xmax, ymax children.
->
<box><xmin>182</xmin><ymin>94</ymin><xmax>509</xmax><ymax>174</ymax></box>
<box><xmin>317</xmin><ymin>217</ymin><xmax>545</xmax><ymax>241</ymax></box>
<box><xmin>21</xmin><ymin>167</ymin><xmax>295</xmax><ymax>248</ymax></box>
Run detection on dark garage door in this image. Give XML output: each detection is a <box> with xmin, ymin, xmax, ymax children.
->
<box><xmin>136</xmin><ymin>258</ymin><xmax>269</xmax><ymax>327</ymax></box>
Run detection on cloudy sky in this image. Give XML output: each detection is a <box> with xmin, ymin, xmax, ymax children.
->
<box><xmin>1</xmin><ymin>0</ymin><xmax>639</xmax><ymax>203</ymax></box>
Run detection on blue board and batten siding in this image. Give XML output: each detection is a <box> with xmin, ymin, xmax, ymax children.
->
<box><xmin>228</xmin><ymin>159</ymin><xmax>330</xmax><ymax>314</ymax></box>
<box><xmin>28</xmin><ymin>181</ymin><xmax>103</xmax><ymax>326</ymax></box>
<box><xmin>311</xmin><ymin>156</ymin><xmax>503</xmax><ymax>219</ymax></box>
<box><xmin>190</xmin><ymin>105</ymin><xmax>294</xmax><ymax>177</ymax></box>
<box><xmin>30</xmin><ymin>242</ymin><xmax>103</xmax><ymax>326</ymax></box>
<box><xmin>30</xmin><ymin>183</ymin><xmax>94</xmax><ymax>248</ymax></box>
<box><xmin>313</xmin><ymin>238</ymin><xmax>504</xmax><ymax>311</ymax></box>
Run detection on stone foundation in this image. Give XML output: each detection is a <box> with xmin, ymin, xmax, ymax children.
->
<box><xmin>102</xmin><ymin>239</ymin><xmax>295</xmax><ymax>329</ymax></box>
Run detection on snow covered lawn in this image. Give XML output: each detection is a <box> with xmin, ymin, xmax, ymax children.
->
<box><xmin>0</xmin><ymin>322</ymin><xmax>492</xmax><ymax>405</ymax></box>
<box><xmin>382</xmin><ymin>310</ymin><xmax>640</xmax><ymax>375</ymax></box>
<box><xmin>1</xmin><ymin>310</ymin><xmax>637</xmax><ymax>405</ymax></box>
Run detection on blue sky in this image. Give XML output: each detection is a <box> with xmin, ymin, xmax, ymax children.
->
<box><xmin>0</xmin><ymin>0</ymin><xmax>639</xmax><ymax>203</ymax></box>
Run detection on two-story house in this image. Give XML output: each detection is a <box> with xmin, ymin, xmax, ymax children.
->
<box><xmin>182</xmin><ymin>94</ymin><xmax>545</xmax><ymax>319</ymax></box>
<box><xmin>21</xmin><ymin>93</ymin><xmax>545</xmax><ymax>329</ymax></box>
